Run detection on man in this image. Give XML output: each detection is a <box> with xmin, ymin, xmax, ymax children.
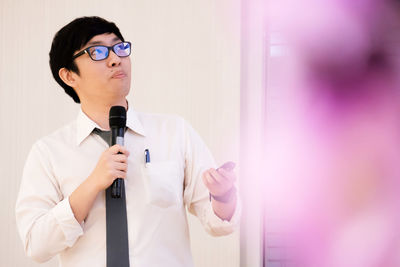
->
<box><xmin>15</xmin><ymin>16</ymin><xmax>239</xmax><ymax>266</ymax></box>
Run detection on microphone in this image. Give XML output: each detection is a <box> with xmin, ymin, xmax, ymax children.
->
<box><xmin>109</xmin><ymin>106</ymin><xmax>127</xmax><ymax>198</ymax></box>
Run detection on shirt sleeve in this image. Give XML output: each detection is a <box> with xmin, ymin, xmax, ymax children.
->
<box><xmin>182</xmin><ymin>119</ymin><xmax>241</xmax><ymax>236</ymax></box>
<box><xmin>15</xmin><ymin>141</ymin><xmax>84</xmax><ymax>263</ymax></box>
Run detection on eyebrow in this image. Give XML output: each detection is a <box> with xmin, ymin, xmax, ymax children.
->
<box><xmin>86</xmin><ymin>36</ymin><xmax>121</xmax><ymax>46</ymax></box>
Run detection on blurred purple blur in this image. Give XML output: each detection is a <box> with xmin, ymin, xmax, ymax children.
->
<box><xmin>264</xmin><ymin>0</ymin><xmax>400</xmax><ymax>266</ymax></box>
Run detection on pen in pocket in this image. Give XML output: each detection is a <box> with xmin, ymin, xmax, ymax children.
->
<box><xmin>144</xmin><ymin>149</ymin><xmax>151</xmax><ymax>167</ymax></box>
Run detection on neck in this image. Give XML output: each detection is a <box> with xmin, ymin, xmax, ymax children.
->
<box><xmin>80</xmin><ymin>99</ymin><xmax>128</xmax><ymax>130</ymax></box>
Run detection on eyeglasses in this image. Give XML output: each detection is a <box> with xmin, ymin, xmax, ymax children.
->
<box><xmin>72</xmin><ymin>41</ymin><xmax>131</xmax><ymax>61</ymax></box>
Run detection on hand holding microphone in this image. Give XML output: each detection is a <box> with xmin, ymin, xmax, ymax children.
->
<box><xmin>88</xmin><ymin>106</ymin><xmax>128</xmax><ymax>197</ymax></box>
<box><xmin>88</xmin><ymin>144</ymin><xmax>129</xmax><ymax>193</ymax></box>
<box><xmin>109</xmin><ymin>106</ymin><xmax>127</xmax><ymax>198</ymax></box>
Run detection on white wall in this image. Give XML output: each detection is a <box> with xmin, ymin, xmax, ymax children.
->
<box><xmin>239</xmin><ymin>0</ymin><xmax>267</xmax><ymax>266</ymax></box>
<box><xmin>0</xmin><ymin>0</ymin><xmax>241</xmax><ymax>266</ymax></box>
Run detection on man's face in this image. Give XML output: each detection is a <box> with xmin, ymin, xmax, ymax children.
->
<box><xmin>72</xmin><ymin>33</ymin><xmax>131</xmax><ymax>105</ymax></box>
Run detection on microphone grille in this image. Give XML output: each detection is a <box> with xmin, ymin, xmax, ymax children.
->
<box><xmin>109</xmin><ymin>106</ymin><xmax>126</xmax><ymax>128</ymax></box>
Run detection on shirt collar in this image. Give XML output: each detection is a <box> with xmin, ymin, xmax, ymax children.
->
<box><xmin>126</xmin><ymin>107</ymin><xmax>146</xmax><ymax>137</ymax></box>
<box><xmin>76</xmin><ymin>107</ymin><xmax>146</xmax><ymax>146</ymax></box>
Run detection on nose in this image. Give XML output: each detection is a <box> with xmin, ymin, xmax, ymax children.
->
<box><xmin>107</xmin><ymin>50</ymin><xmax>121</xmax><ymax>67</ymax></box>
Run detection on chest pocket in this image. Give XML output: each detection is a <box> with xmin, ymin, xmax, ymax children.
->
<box><xmin>141</xmin><ymin>161</ymin><xmax>183</xmax><ymax>208</ymax></box>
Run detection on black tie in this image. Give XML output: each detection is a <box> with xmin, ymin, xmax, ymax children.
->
<box><xmin>93</xmin><ymin>128</ymin><xmax>130</xmax><ymax>267</ymax></box>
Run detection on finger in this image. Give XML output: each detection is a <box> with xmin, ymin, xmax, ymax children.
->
<box><xmin>205</xmin><ymin>170</ymin><xmax>217</xmax><ymax>185</ymax></box>
<box><xmin>113</xmin><ymin>154</ymin><xmax>128</xmax><ymax>163</ymax></box>
<box><xmin>202</xmin><ymin>173</ymin><xmax>211</xmax><ymax>187</ymax></box>
<box><xmin>209</xmin><ymin>169</ymin><xmax>224</xmax><ymax>184</ymax></box>
<box><xmin>123</xmin><ymin>148</ymin><xmax>130</xmax><ymax>156</ymax></box>
<box><xmin>217</xmin><ymin>167</ymin><xmax>236</xmax><ymax>182</ymax></box>
<box><xmin>113</xmin><ymin>170</ymin><xmax>127</xmax><ymax>179</ymax></box>
<box><xmin>109</xmin><ymin>144</ymin><xmax>122</xmax><ymax>153</ymax></box>
<box><xmin>109</xmin><ymin>145</ymin><xmax>130</xmax><ymax>156</ymax></box>
<box><xmin>114</xmin><ymin>162</ymin><xmax>127</xmax><ymax>172</ymax></box>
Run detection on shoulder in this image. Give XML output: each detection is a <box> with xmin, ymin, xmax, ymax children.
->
<box><xmin>33</xmin><ymin>120</ymin><xmax>77</xmax><ymax>153</ymax></box>
<box><xmin>136</xmin><ymin>111</ymin><xmax>185</xmax><ymax>125</ymax></box>
<box><xmin>135</xmin><ymin>111</ymin><xmax>187</xmax><ymax>131</ymax></box>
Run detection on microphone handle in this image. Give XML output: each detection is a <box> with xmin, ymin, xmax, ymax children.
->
<box><xmin>111</xmin><ymin>127</ymin><xmax>125</xmax><ymax>198</ymax></box>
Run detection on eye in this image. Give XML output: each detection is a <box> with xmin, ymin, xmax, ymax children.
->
<box><xmin>119</xmin><ymin>42</ymin><xmax>129</xmax><ymax>49</ymax></box>
<box><xmin>114</xmin><ymin>42</ymin><xmax>130</xmax><ymax>56</ymax></box>
<box><xmin>90</xmin><ymin>47</ymin><xmax>105</xmax><ymax>56</ymax></box>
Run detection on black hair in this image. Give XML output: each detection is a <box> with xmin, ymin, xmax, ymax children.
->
<box><xmin>49</xmin><ymin>16</ymin><xmax>125</xmax><ymax>103</ymax></box>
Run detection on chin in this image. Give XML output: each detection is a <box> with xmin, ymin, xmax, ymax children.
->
<box><xmin>105</xmin><ymin>87</ymin><xmax>130</xmax><ymax>103</ymax></box>
<box><xmin>112</xmin><ymin>82</ymin><xmax>130</xmax><ymax>92</ymax></box>
<box><xmin>119</xmin><ymin>88</ymin><xmax>130</xmax><ymax>100</ymax></box>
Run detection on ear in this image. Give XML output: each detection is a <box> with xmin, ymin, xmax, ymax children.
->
<box><xmin>58</xmin><ymin>67</ymin><xmax>79</xmax><ymax>88</ymax></box>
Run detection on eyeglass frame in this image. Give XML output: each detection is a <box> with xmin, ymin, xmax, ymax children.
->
<box><xmin>71</xmin><ymin>41</ymin><xmax>132</xmax><ymax>61</ymax></box>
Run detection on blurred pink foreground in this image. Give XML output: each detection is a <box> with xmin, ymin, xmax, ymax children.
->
<box><xmin>263</xmin><ymin>0</ymin><xmax>400</xmax><ymax>266</ymax></box>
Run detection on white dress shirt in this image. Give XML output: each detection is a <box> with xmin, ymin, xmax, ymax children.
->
<box><xmin>15</xmin><ymin>108</ymin><xmax>239</xmax><ymax>267</ymax></box>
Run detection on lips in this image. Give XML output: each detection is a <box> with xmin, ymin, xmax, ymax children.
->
<box><xmin>111</xmin><ymin>71</ymin><xmax>127</xmax><ymax>79</ymax></box>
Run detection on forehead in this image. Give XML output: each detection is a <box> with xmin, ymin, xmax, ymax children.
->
<box><xmin>83</xmin><ymin>33</ymin><xmax>121</xmax><ymax>48</ymax></box>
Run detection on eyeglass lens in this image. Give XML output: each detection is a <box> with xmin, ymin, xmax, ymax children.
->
<box><xmin>88</xmin><ymin>42</ymin><xmax>131</xmax><ymax>61</ymax></box>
